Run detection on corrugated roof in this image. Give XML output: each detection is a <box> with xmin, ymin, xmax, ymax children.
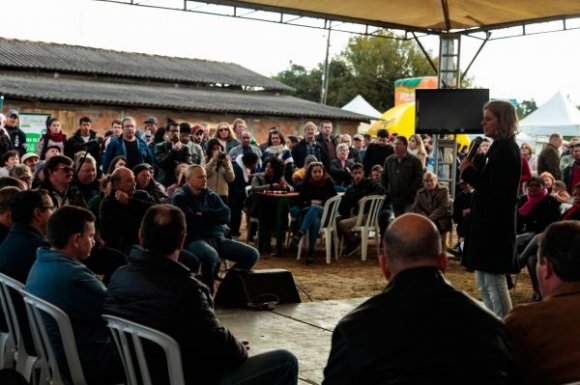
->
<box><xmin>0</xmin><ymin>38</ymin><xmax>292</xmax><ymax>92</ymax></box>
<box><xmin>0</xmin><ymin>74</ymin><xmax>371</xmax><ymax>121</ymax></box>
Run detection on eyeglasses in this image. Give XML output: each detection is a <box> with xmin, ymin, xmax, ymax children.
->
<box><xmin>56</xmin><ymin>166</ymin><xmax>75</xmax><ymax>173</ymax></box>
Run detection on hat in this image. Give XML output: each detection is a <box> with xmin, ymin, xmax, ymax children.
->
<box><xmin>179</xmin><ymin>122</ymin><xmax>192</xmax><ymax>134</ymax></box>
<box><xmin>21</xmin><ymin>153</ymin><xmax>39</xmax><ymax>163</ymax></box>
<box><xmin>144</xmin><ymin>117</ymin><xmax>157</xmax><ymax>124</ymax></box>
<box><xmin>388</xmin><ymin>134</ymin><xmax>395</xmax><ymax>141</ymax></box>
<box><xmin>353</xmin><ymin>134</ymin><xmax>364</xmax><ymax>141</ymax></box>
<box><xmin>192</xmin><ymin>124</ymin><xmax>203</xmax><ymax>134</ymax></box>
<box><xmin>7</xmin><ymin>109</ymin><xmax>18</xmax><ymax>118</ymax></box>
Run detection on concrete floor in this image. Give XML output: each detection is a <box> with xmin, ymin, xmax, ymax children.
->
<box><xmin>217</xmin><ymin>297</ymin><xmax>367</xmax><ymax>385</ymax></box>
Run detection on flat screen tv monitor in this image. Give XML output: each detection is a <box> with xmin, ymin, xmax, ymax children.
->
<box><xmin>415</xmin><ymin>89</ymin><xmax>489</xmax><ymax>134</ymax></box>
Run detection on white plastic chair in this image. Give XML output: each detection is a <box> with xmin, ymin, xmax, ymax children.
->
<box><xmin>0</xmin><ymin>273</ymin><xmax>40</xmax><ymax>382</ymax></box>
<box><xmin>339</xmin><ymin>195</ymin><xmax>385</xmax><ymax>261</ymax></box>
<box><xmin>21</xmin><ymin>289</ymin><xmax>87</xmax><ymax>385</ymax></box>
<box><xmin>297</xmin><ymin>195</ymin><xmax>342</xmax><ymax>264</ymax></box>
<box><xmin>102</xmin><ymin>314</ymin><xmax>185</xmax><ymax>385</ymax></box>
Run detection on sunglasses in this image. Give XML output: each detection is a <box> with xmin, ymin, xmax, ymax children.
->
<box><xmin>218</xmin><ymin>128</ymin><xmax>229</xmax><ymax>132</ymax></box>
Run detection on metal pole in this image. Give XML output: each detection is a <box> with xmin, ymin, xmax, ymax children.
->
<box><xmin>321</xmin><ymin>25</ymin><xmax>331</xmax><ymax>105</ymax></box>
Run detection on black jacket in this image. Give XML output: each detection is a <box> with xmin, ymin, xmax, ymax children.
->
<box><xmin>516</xmin><ymin>194</ymin><xmax>561</xmax><ymax>234</ymax></box>
<box><xmin>154</xmin><ymin>141</ymin><xmax>193</xmax><ymax>187</ymax></box>
<box><xmin>338</xmin><ymin>178</ymin><xmax>385</xmax><ymax>218</ymax></box>
<box><xmin>65</xmin><ymin>129</ymin><xmax>102</xmax><ymax>166</ymax></box>
<box><xmin>323</xmin><ymin>267</ymin><xmax>518</xmax><ymax>385</ymax></box>
<box><xmin>461</xmin><ymin>138</ymin><xmax>521</xmax><ymax>274</ymax></box>
<box><xmin>100</xmin><ymin>190</ymin><xmax>155</xmax><ymax>255</ymax></box>
<box><xmin>292</xmin><ymin>139</ymin><xmax>324</xmax><ymax>169</ymax></box>
<box><xmin>329</xmin><ymin>159</ymin><xmax>355</xmax><ymax>187</ymax></box>
<box><xmin>104</xmin><ymin>247</ymin><xmax>247</xmax><ymax>385</ymax></box>
<box><xmin>4</xmin><ymin>125</ymin><xmax>26</xmax><ymax>157</ymax></box>
<box><xmin>363</xmin><ymin>143</ymin><xmax>393</xmax><ymax>176</ymax></box>
<box><xmin>297</xmin><ymin>178</ymin><xmax>337</xmax><ymax>209</ymax></box>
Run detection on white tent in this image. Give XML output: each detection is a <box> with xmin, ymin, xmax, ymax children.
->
<box><xmin>341</xmin><ymin>95</ymin><xmax>382</xmax><ymax>118</ymax></box>
<box><xmin>519</xmin><ymin>91</ymin><xmax>580</xmax><ymax>137</ymax></box>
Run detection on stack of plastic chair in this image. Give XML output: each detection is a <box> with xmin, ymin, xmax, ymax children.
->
<box><xmin>339</xmin><ymin>195</ymin><xmax>385</xmax><ymax>261</ymax></box>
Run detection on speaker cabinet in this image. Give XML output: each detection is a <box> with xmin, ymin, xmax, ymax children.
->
<box><xmin>215</xmin><ymin>268</ymin><xmax>301</xmax><ymax>308</ymax></box>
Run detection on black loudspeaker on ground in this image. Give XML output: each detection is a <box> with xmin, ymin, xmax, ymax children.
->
<box><xmin>215</xmin><ymin>268</ymin><xmax>301</xmax><ymax>308</ymax></box>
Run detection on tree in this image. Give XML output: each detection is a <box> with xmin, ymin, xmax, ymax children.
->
<box><xmin>272</xmin><ymin>64</ymin><xmax>321</xmax><ymax>102</ymax></box>
<box><xmin>340</xmin><ymin>31</ymin><xmax>436</xmax><ymax>111</ymax></box>
<box><xmin>517</xmin><ymin>99</ymin><xmax>538</xmax><ymax>120</ymax></box>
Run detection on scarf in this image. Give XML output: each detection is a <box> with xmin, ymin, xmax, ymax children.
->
<box><xmin>47</xmin><ymin>130</ymin><xmax>64</xmax><ymax>142</ymax></box>
<box><xmin>518</xmin><ymin>188</ymin><xmax>548</xmax><ymax>216</ymax></box>
<box><xmin>266</xmin><ymin>144</ymin><xmax>285</xmax><ymax>157</ymax></box>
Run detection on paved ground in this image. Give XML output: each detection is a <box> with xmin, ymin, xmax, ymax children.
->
<box><xmin>218</xmin><ymin>297</ymin><xmax>367</xmax><ymax>385</ymax></box>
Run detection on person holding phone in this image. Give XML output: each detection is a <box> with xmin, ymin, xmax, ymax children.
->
<box><xmin>153</xmin><ymin>123</ymin><xmax>193</xmax><ymax>187</ymax></box>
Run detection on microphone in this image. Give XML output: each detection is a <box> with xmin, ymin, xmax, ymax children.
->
<box><xmin>78</xmin><ymin>139</ymin><xmax>98</xmax><ymax>147</ymax></box>
<box><xmin>466</xmin><ymin>137</ymin><xmax>483</xmax><ymax>161</ymax></box>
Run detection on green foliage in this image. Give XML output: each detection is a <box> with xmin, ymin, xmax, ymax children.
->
<box><xmin>273</xmin><ymin>31</ymin><xmax>437</xmax><ymax>111</ymax></box>
<box><xmin>517</xmin><ymin>99</ymin><xmax>538</xmax><ymax>120</ymax></box>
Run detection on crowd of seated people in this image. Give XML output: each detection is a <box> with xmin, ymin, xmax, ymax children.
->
<box><xmin>3</xmin><ymin>109</ymin><xmax>580</xmax><ymax>384</ymax></box>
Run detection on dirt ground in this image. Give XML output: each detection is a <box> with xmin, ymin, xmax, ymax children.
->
<box><xmin>245</xmin><ymin>237</ymin><xmax>535</xmax><ymax>307</ymax></box>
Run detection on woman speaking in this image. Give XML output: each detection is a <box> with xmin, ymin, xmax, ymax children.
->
<box><xmin>459</xmin><ymin>100</ymin><xmax>521</xmax><ymax>318</ymax></box>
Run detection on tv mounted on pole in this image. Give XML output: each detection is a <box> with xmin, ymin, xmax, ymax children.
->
<box><xmin>415</xmin><ymin>89</ymin><xmax>489</xmax><ymax>134</ymax></box>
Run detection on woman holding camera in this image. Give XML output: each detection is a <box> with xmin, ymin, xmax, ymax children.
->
<box><xmin>205</xmin><ymin>138</ymin><xmax>235</xmax><ymax>204</ymax></box>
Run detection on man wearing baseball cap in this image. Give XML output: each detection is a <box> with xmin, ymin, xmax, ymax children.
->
<box><xmin>143</xmin><ymin>117</ymin><xmax>158</xmax><ymax>143</ymax></box>
<box><xmin>4</xmin><ymin>109</ymin><xmax>27</xmax><ymax>157</ymax></box>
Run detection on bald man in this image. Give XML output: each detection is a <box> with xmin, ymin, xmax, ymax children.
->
<box><xmin>323</xmin><ymin>214</ymin><xmax>518</xmax><ymax>384</ymax></box>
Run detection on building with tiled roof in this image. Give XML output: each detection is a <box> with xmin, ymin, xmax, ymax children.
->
<box><xmin>0</xmin><ymin>38</ymin><xmax>371</xmax><ymax>144</ymax></box>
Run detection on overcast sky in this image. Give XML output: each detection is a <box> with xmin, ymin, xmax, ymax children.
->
<box><xmin>2</xmin><ymin>0</ymin><xmax>580</xmax><ymax>108</ymax></box>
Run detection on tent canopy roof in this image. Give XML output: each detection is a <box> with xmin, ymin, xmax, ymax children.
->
<box><xmin>520</xmin><ymin>91</ymin><xmax>580</xmax><ymax>137</ymax></box>
<box><xmin>341</xmin><ymin>95</ymin><xmax>382</xmax><ymax>118</ymax></box>
<box><xmin>191</xmin><ymin>0</ymin><xmax>580</xmax><ymax>36</ymax></box>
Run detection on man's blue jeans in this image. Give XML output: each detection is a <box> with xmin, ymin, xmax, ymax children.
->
<box><xmin>217</xmin><ymin>349</ymin><xmax>298</xmax><ymax>385</ymax></box>
<box><xmin>185</xmin><ymin>238</ymin><xmax>259</xmax><ymax>291</ymax></box>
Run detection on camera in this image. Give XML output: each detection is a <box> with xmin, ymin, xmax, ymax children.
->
<box><xmin>218</xmin><ymin>152</ymin><xmax>227</xmax><ymax>160</ymax></box>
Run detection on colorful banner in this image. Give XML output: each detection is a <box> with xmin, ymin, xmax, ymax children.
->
<box><xmin>394</xmin><ymin>76</ymin><xmax>438</xmax><ymax>106</ymax></box>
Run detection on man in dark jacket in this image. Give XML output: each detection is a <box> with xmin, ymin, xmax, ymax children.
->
<box><xmin>3</xmin><ymin>110</ymin><xmax>27</xmax><ymax>157</ymax></box>
<box><xmin>26</xmin><ymin>206</ymin><xmax>124</xmax><ymax>385</ymax></box>
<box><xmin>292</xmin><ymin>121</ymin><xmax>324</xmax><ymax>168</ymax></box>
<box><xmin>64</xmin><ymin>116</ymin><xmax>102</xmax><ymax>169</ymax></box>
<box><xmin>172</xmin><ymin>165</ymin><xmax>259</xmax><ymax>292</ymax></box>
<box><xmin>323</xmin><ymin>213</ymin><xmax>518</xmax><ymax>384</ymax></box>
<box><xmin>154</xmin><ymin>123</ymin><xmax>192</xmax><ymax>187</ymax></box>
<box><xmin>104</xmin><ymin>204</ymin><xmax>298</xmax><ymax>385</ymax></box>
<box><xmin>100</xmin><ymin>167</ymin><xmax>155</xmax><ymax>256</ymax></box>
<box><xmin>363</xmin><ymin>128</ymin><xmax>394</xmax><ymax>176</ymax></box>
<box><xmin>0</xmin><ymin>189</ymin><xmax>52</xmax><ymax>354</ymax></box>
<box><xmin>337</xmin><ymin>163</ymin><xmax>384</xmax><ymax>253</ymax></box>
<box><xmin>102</xmin><ymin>117</ymin><xmax>154</xmax><ymax>172</ymax></box>
<box><xmin>537</xmin><ymin>133</ymin><xmax>562</xmax><ymax>180</ymax></box>
<box><xmin>381</xmin><ymin>135</ymin><xmax>424</xmax><ymax>217</ymax></box>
